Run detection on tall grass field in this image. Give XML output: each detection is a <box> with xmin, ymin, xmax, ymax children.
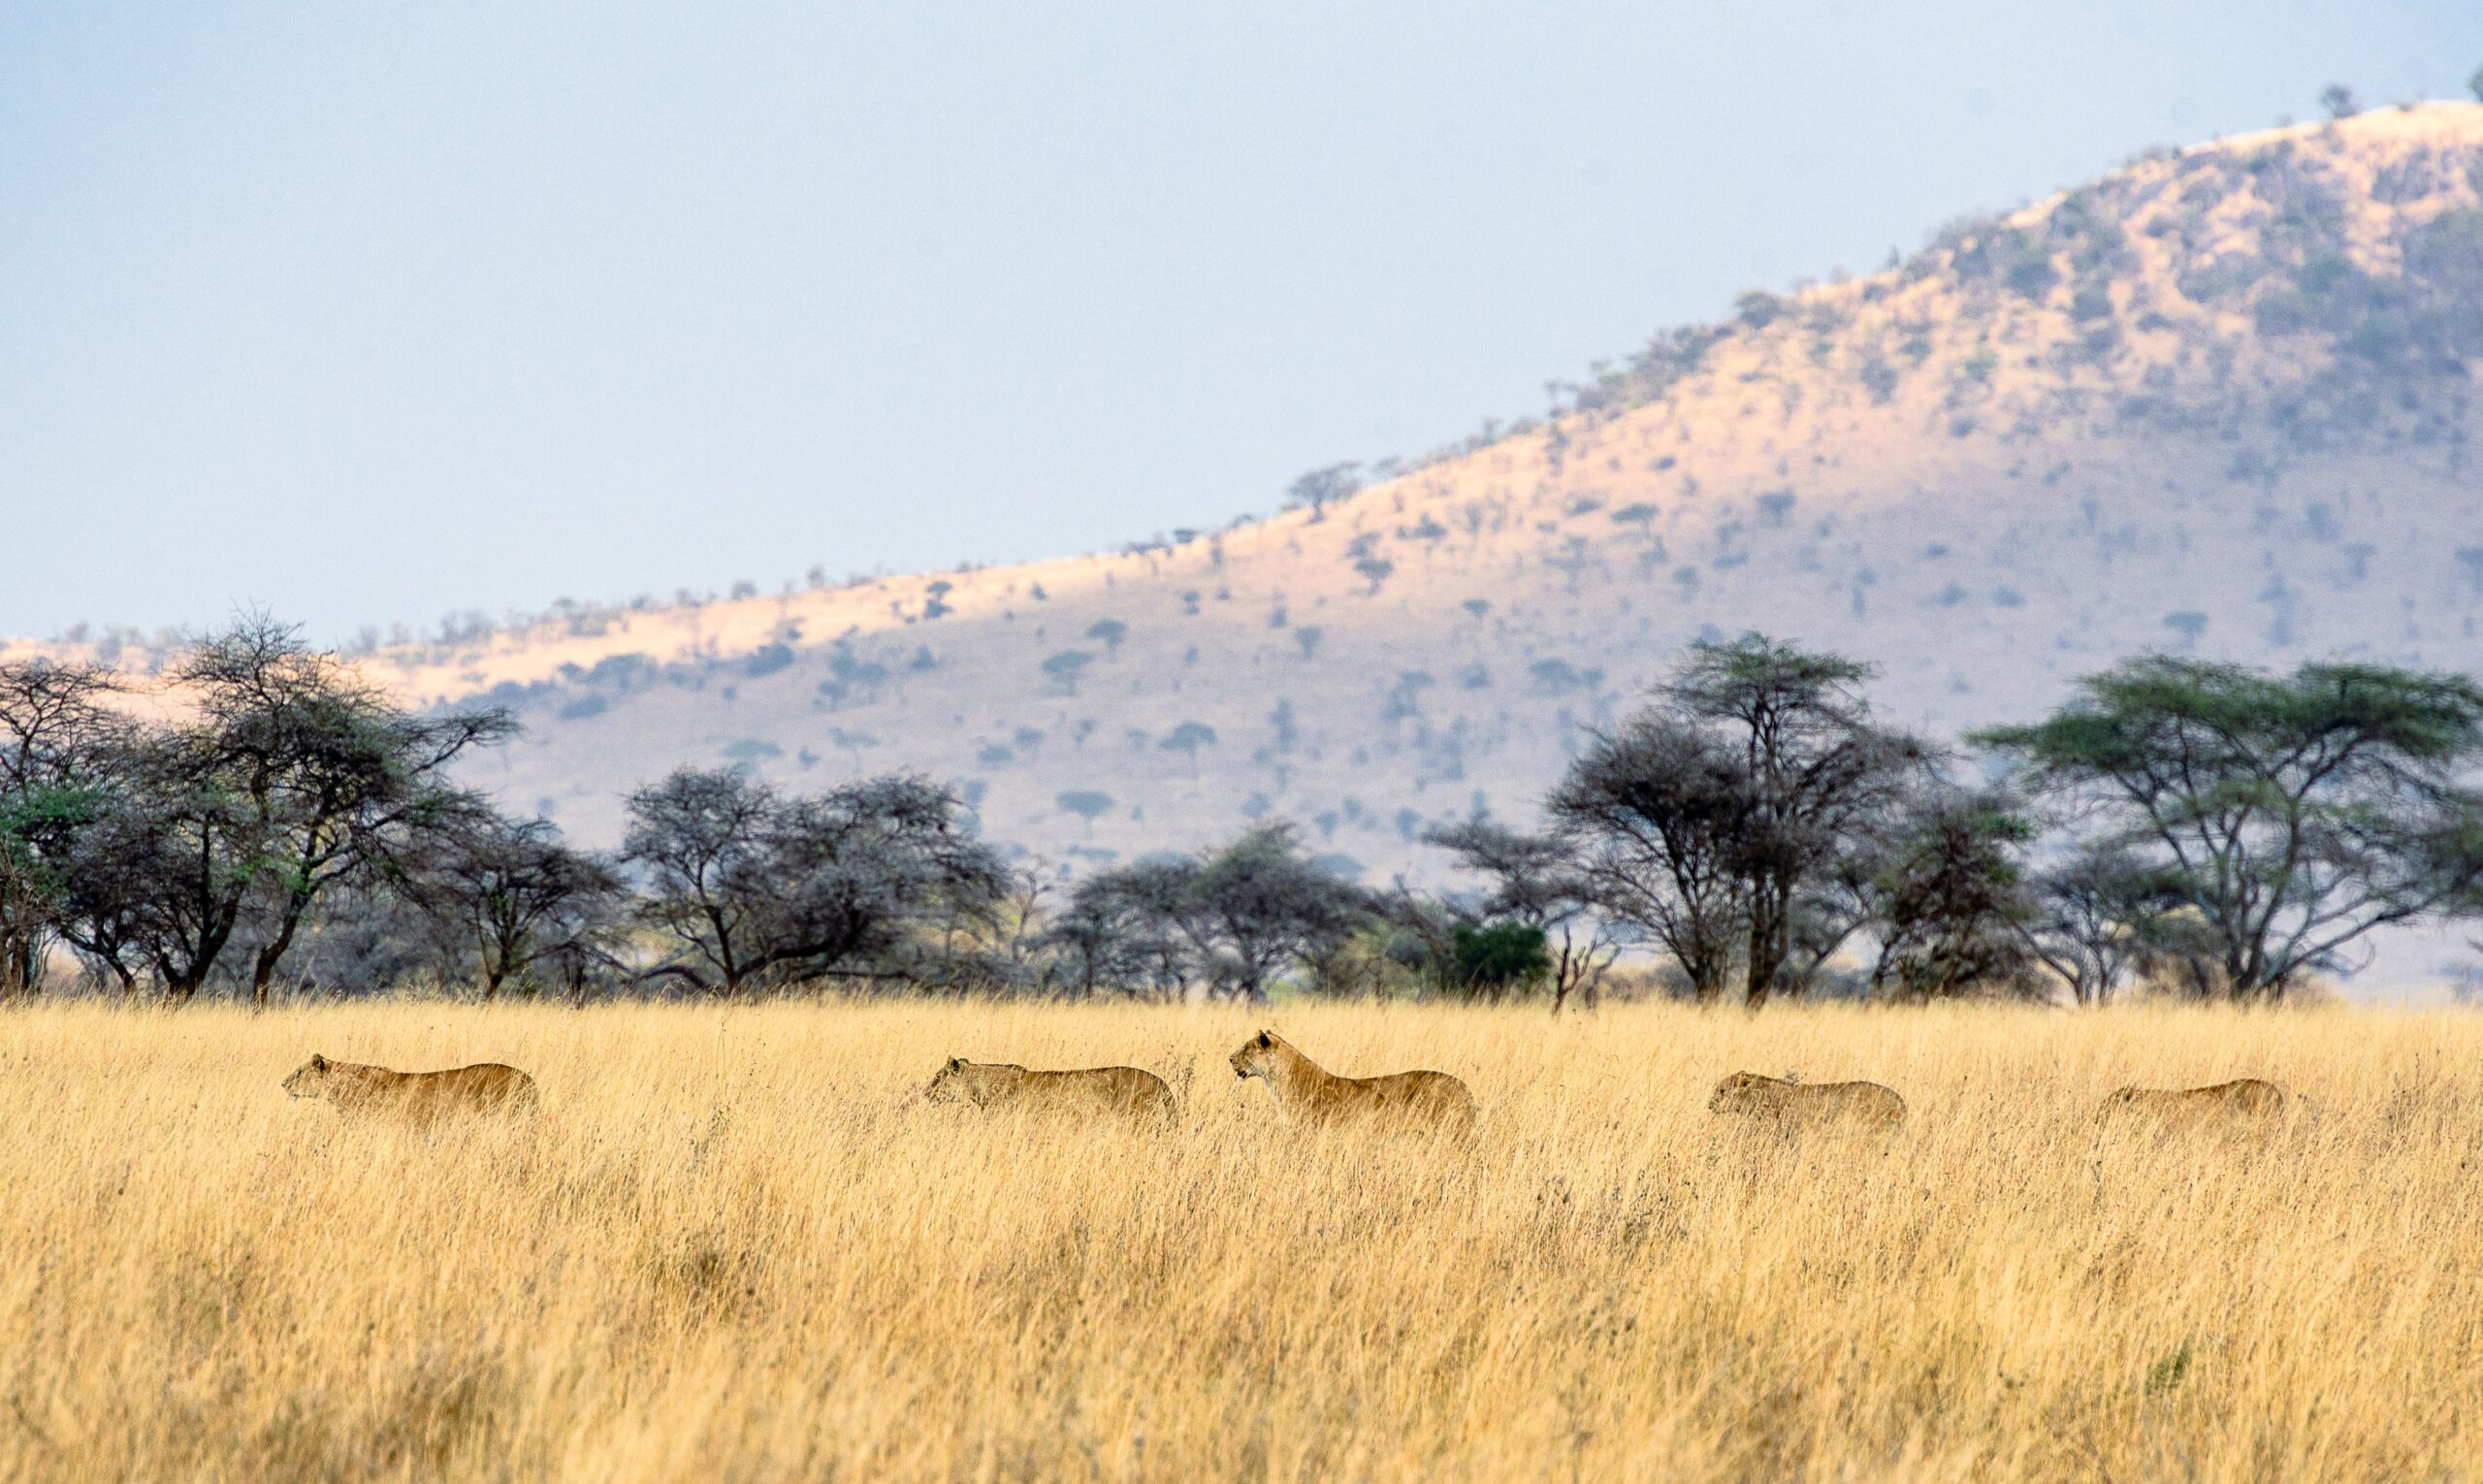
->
<box><xmin>2</xmin><ymin>999</ymin><xmax>2478</xmax><ymax>1481</ymax></box>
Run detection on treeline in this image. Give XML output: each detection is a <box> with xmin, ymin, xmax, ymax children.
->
<box><xmin>6</xmin><ymin>621</ymin><xmax>2483</xmax><ymax>1006</ymax></box>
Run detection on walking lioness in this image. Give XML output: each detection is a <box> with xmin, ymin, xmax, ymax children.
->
<box><xmin>2101</xmin><ymin>1079</ymin><xmax>2287</xmax><ymax>1123</ymax></box>
<box><xmin>1228</xmin><ymin>1030</ymin><xmax>1475</xmax><ymax>1130</ymax></box>
<box><xmin>1709</xmin><ymin>1071</ymin><xmax>1905</xmax><ymax>1127</ymax></box>
<box><xmin>282</xmin><ymin>1054</ymin><xmax>539</xmax><ymax>1124</ymax></box>
<box><xmin>921</xmin><ymin>1058</ymin><xmax>1177</xmax><ymax>1119</ymax></box>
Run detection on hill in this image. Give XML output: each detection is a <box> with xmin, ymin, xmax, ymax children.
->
<box><xmin>15</xmin><ymin>104</ymin><xmax>2483</xmax><ymax>908</ymax></box>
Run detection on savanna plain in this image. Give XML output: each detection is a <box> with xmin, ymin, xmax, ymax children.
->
<box><xmin>2</xmin><ymin>999</ymin><xmax>2479</xmax><ymax>1483</ymax></box>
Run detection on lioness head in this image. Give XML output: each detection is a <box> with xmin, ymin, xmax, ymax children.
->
<box><xmin>283</xmin><ymin>1053</ymin><xmax>332</xmax><ymax>1099</ymax></box>
<box><xmin>1230</xmin><ymin>1030</ymin><xmax>1279</xmax><ymax>1081</ymax></box>
<box><xmin>1708</xmin><ymin>1070</ymin><xmax>1772</xmax><ymax>1113</ymax></box>
<box><xmin>922</xmin><ymin>1057</ymin><xmax>969</xmax><ymax>1103</ymax></box>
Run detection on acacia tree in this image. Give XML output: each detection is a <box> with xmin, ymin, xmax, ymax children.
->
<box><xmin>1062</xmin><ymin>823</ymin><xmax>1373</xmax><ymax>1001</ymax></box>
<box><xmin>1284</xmin><ymin>463</ymin><xmax>1363</xmax><ymax>522</ymax></box>
<box><xmin>174</xmin><ymin>618</ymin><xmax>514</xmax><ymax>1005</ymax></box>
<box><xmin>411</xmin><ymin>811</ymin><xmax>625</xmax><ymax>1000</ymax></box>
<box><xmin>1665</xmin><ymin>635</ymin><xmax>1923</xmax><ymax>1007</ymax></box>
<box><xmin>2012</xmin><ymin>842</ymin><xmax>2190</xmax><ymax>1005</ymax></box>
<box><xmin>1977</xmin><ymin>657</ymin><xmax>2483</xmax><ymax>998</ymax></box>
<box><xmin>1159</xmin><ymin>722</ymin><xmax>1216</xmax><ymax>777</ymax></box>
<box><xmin>40</xmin><ymin>621</ymin><xmax>508</xmax><ymax>1004</ymax></box>
<box><xmin>1548</xmin><ymin>723</ymin><xmax>1752</xmax><ymax>1001</ymax></box>
<box><xmin>1549</xmin><ymin>636</ymin><xmax>1920</xmax><ymax>1006</ymax></box>
<box><xmin>1042</xmin><ymin>863</ymin><xmax>1190</xmax><ymax>1000</ymax></box>
<box><xmin>1056</xmin><ymin>790</ymin><xmax>1114</xmax><ymax>834</ymax></box>
<box><xmin>0</xmin><ymin>661</ymin><xmax>126</xmax><ymax>994</ymax></box>
<box><xmin>47</xmin><ymin>776</ymin><xmax>183</xmax><ymax>992</ymax></box>
<box><xmin>625</xmin><ymin>768</ymin><xmax>1010</xmax><ymax>994</ymax></box>
<box><xmin>754</xmin><ymin>776</ymin><xmax>1013</xmax><ymax>989</ymax></box>
<box><xmin>622</xmin><ymin>766</ymin><xmax>780</xmax><ymax>991</ymax></box>
<box><xmin>1856</xmin><ymin>788</ymin><xmax>2038</xmax><ymax>1000</ymax></box>
<box><xmin>1423</xmin><ymin>819</ymin><xmax>1620</xmax><ymax>1013</ymax></box>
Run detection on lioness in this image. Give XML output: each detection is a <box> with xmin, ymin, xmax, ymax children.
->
<box><xmin>283</xmin><ymin>1054</ymin><xmax>539</xmax><ymax>1124</ymax></box>
<box><xmin>1228</xmin><ymin>1029</ymin><xmax>1475</xmax><ymax>1130</ymax></box>
<box><xmin>921</xmin><ymin>1058</ymin><xmax>1177</xmax><ymax>1119</ymax></box>
<box><xmin>1708</xmin><ymin>1071</ymin><xmax>1905</xmax><ymax>1127</ymax></box>
<box><xmin>2100</xmin><ymin>1079</ymin><xmax>2287</xmax><ymax>1122</ymax></box>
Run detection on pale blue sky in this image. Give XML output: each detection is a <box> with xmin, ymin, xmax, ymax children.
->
<box><xmin>5</xmin><ymin>1</ymin><xmax>2480</xmax><ymax>641</ymax></box>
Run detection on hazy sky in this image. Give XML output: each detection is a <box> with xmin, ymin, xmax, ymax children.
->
<box><xmin>6</xmin><ymin>1</ymin><xmax>2480</xmax><ymax>643</ymax></box>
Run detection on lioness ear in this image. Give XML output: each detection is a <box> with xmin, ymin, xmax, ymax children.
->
<box><xmin>1256</xmin><ymin>1030</ymin><xmax>1273</xmax><ymax>1047</ymax></box>
<box><xmin>947</xmin><ymin>1057</ymin><xmax>962</xmax><ymax>1070</ymax></box>
<box><xmin>311</xmin><ymin>1053</ymin><xmax>327</xmax><ymax>1070</ymax></box>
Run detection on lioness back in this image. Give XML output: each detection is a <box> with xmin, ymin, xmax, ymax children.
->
<box><xmin>2101</xmin><ymin>1078</ymin><xmax>2286</xmax><ymax>1122</ymax></box>
<box><xmin>923</xmin><ymin>1058</ymin><xmax>1176</xmax><ymax>1119</ymax></box>
<box><xmin>1019</xmin><ymin>1065</ymin><xmax>1178</xmax><ymax>1118</ymax></box>
<box><xmin>284</xmin><ymin>1055</ymin><xmax>538</xmax><ymax>1124</ymax></box>
<box><xmin>1709</xmin><ymin>1072</ymin><xmax>1905</xmax><ymax>1127</ymax></box>
<box><xmin>1324</xmin><ymin>1068</ymin><xmax>1476</xmax><ymax>1128</ymax></box>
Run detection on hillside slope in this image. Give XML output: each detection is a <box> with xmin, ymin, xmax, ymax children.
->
<box><xmin>17</xmin><ymin>105</ymin><xmax>2483</xmax><ymax>918</ymax></box>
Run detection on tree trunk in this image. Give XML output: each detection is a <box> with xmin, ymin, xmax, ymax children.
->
<box><xmin>252</xmin><ymin>880</ymin><xmax>326</xmax><ymax>1011</ymax></box>
<box><xmin>252</xmin><ymin>919</ymin><xmax>303</xmax><ymax>1011</ymax></box>
<box><xmin>1744</xmin><ymin>892</ymin><xmax>1782</xmax><ymax>1010</ymax></box>
<box><xmin>0</xmin><ymin>931</ymin><xmax>32</xmax><ymax>998</ymax></box>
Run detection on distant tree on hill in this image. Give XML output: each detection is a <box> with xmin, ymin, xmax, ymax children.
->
<box><xmin>1056</xmin><ymin>790</ymin><xmax>1114</xmax><ymax>834</ymax></box>
<box><xmin>1610</xmin><ymin>502</ymin><xmax>1658</xmax><ymax>533</ymax></box>
<box><xmin>1734</xmin><ymin>291</ymin><xmax>1783</xmax><ymax>329</ymax></box>
<box><xmin>2161</xmin><ymin>611</ymin><xmax>2208</xmax><ymax>648</ymax></box>
<box><xmin>1159</xmin><ymin>722</ymin><xmax>1217</xmax><ymax>776</ymax></box>
<box><xmin>1085</xmin><ymin>618</ymin><xmax>1129</xmax><ymax>658</ymax></box>
<box><xmin>2320</xmin><ymin>83</ymin><xmax>2361</xmax><ymax>120</ymax></box>
<box><xmin>1284</xmin><ymin>463</ymin><xmax>1363</xmax><ymax>522</ymax></box>
<box><xmin>2469</xmin><ymin>65</ymin><xmax>2483</xmax><ymax>103</ymax></box>
<box><xmin>1041</xmin><ymin>649</ymin><xmax>1093</xmax><ymax>696</ymax></box>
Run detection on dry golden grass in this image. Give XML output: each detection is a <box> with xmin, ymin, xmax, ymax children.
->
<box><xmin>3</xmin><ymin>998</ymin><xmax>2480</xmax><ymax>1482</ymax></box>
